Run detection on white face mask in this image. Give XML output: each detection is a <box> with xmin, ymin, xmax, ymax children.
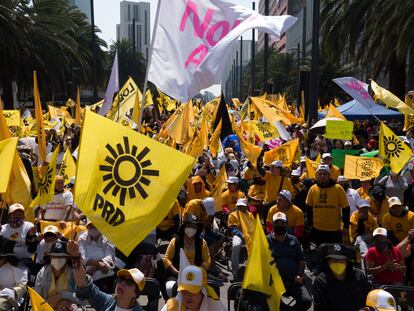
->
<box><xmin>184</xmin><ymin>227</ymin><xmax>197</xmax><ymax>238</ymax></box>
<box><xmin>51</xmin><ymin>258</ymin><xmax>67</xmax><ymax>271</ymax></box>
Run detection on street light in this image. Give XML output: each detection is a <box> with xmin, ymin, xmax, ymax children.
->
<box><xmin>90</xmin><ymin>0</ymin><xmax>98</xmax><ymax>102</ymax></box>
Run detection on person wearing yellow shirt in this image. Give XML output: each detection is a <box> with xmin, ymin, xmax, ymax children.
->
<box><xmin>221</xmin><ymin>176</ymin><xmax>246</xmax><ymax>214</ymax></box>
<box><xmin>368</xmin><ymin>184</ymin><xmax>390</xmax><ymax>224</ymax></box>
<box><xmin>227</xmin><ymin>199</ymin><xmax>255</xmax><ymax>281</ymax></box>
<box><xmin>241</xmin><ymin>161</ymin><xmax>259</xmax><ymax>182</ymax></box>
<box><xmin>186</xmin><ymin>176</ymin><xmax>210</xmax><ymax>202</ymax></box>
<box><xmin>305</xmin><ymin>165</ymin><xmax>350</xmax><ymax>246</ymax></box>
<box><xmin>266</xmin><ymin>190</ymin><xmax>304</xmax><ymax>240</ymax></box>
<box><xmin>357</xmin><ymin>180</ymin><xmax>372</xmax><ymax>200</ymax></box>
<box><xmin>382</xmin><ymin>197</ymin><xmax>414</xmax><ymax>244</ymax></box>
<box><xmin>183</xmin><ymin>198</ymin><xmax>214</xmax><ymax>226</ymax></box>
<box><xmin>247</xmin><ymin>176</ymin><xmax>266</xmax><ymax>216</ymax></box>
<box><xmin>321</xmin><ymin>153</ymin><xmax>341</xmax><ymax>182</ymax></box>
<box><xmin>157</xmin><ymin>199</ymin><xmax>181</xmax><ymax>241</ymax></box>
<box><xmin>350</xmin><ymin>199</ymin><xmax>378</xmax><ymax>261</ymax></box>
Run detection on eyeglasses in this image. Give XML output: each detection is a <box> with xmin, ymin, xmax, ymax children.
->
<box><xmin>116</xmin><ymin>276</ymin><xmax>135</xmax><ymax>287</ymax></box>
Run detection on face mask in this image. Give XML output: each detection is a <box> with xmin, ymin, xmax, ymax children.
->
<box><xmin>375</xmin><ymin>240</ymin><xmax>388</xmax><ymax>251</ymax></box>
<box><xmin>88</xmin><ymin>228</ymin><xmax>100</xmax><ymax>239</ymax></box>
<box><xmin>51</xmin><ymin>258</ymin><xmax>67</xmax><ymax>271</ymax></box>
<box><xmin>328</xmin><ymin>262</ymin><xmax>347</xmax><ymax>276</ymax></box>
<box><xmin>184</xmin><ymin>227</ymin><xmax>197</xmax><ymax>238</ymax></box>
<box><xmin>373</xmin><ymin>193</ymin><xmax>385</xmax><ymax>201</ymax></box>
<box><xmin>273</xmin><ymin>226</ymin><xmax>287</xmax><ymax>236</ymax></box>
<box><xmin>9</xmin><ymin>217</ymin><xmax>23</xmax><ymax>227</ymax></box>
<box><xmin>342</xmin><ymin>183</ymin><xmax>350</xmax><ymax>191</ymax></box>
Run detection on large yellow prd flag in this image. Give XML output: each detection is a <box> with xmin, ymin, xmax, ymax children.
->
<box><xmin>60</xmin><ymin>149</ymin><xmax>76</xmax><ymax>185</ymax></box>
<box><xmin>0</xmin><ymin>137</ymin><xmax>18</xmax><ymax>193</ymax></box>
<box><xmin>264</xmin><ymin>139</ymin><xmax>299</xmax><ymax>167</ymax></box>
<box><xmin>33</xmin><ymin>71</ymin><xmax>47</xmax><ymax>163</ymax></box>
<box><xmin>75</xmin><ymin>111</ymin><xmax>195</xmax><ymax>255</ymax></box>
<box><xmin>249</xmin><ymin>121</ymin><xmax>279</xmax><ymax>142</ymax></box>
<box><xmin>242</xmin><ymin>216</ymin><xmax>285</xmax><ymax>311</ymax></box>
<box><xmin>28</xmin><ymin>287</ymin><xmax>53</xmax><ymax>311</ymax></box>
<box><xmin>379</xmin><ymin>123</ymin><xmax>412</xmax><ymax>173</ymax></box>
<box><xmin>344</xmin><ymin>155</ymin><xmax>383</xmax><ymax>181</ymax></box>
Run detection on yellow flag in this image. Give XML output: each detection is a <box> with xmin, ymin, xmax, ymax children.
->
<box><xmin>242</xmin><ymin>216</ymin><xmax>285</xmax><ymax>311</ymax></box>
<box><xmin>48</xmin><ymin>105</ymin><xmax>69</xmax><ymax>120</ymax></box>
<box><xmin>162</xmin><ymin>102</ymin><xmax>193</xmax><ymax>144</ymax></box>
<box><xmin>33</xmin><ymin>71</ymin><xmax>47</xmax><ymax>163</ymax></box>
<box><xmin>379</xmin><ymin>123</ymin><xmax>413</xmax><ymax>173</ymax></box>
<box><xmin>264</xmin><ymin>139</ymin><xmax>299</xmax><ymax>167</ymax></box>
<box><xmin>325</xmin><ymin>103</ymin><xmax>346</xmax><ymax>120</ymax></box>
<box><xmin>30</xmin><ymin>146</ymin><xmax>59</xmax><ymax>208</ymax></box>
<box><xmin>28</xmin><ymin>287</ymin><xmax>54</xmax><ymax>311</ymax></box>
<box><xmin>240</xmin><ymin>138</ymin><xmax>262</xmax><ymax>169</ymax></box>
<box><xmin>2</xmin><ymin>110</ymin><xmax>21</xmax><ymax>127</ymax></box>
<box><xmin>344</xmin><ymin>155</ymin><xmax>383</xmax><ymax>180</ymax></box>
<box><xmin>305</xmin><ymin>157</ymin><xmax>319</xmax><ymax>179</ymax></box>
<box><xmin>371</xmin><ymin>80</ymin><xmax>414</xmax><ymax>115</ymax></box>
<box><xmin>210</xmin><ymin>166</ymin><xmax>227</xmax><ymax>212</ymax></box>
<box><xmin>249</xmin><ymin>121</ymin><xmax>280</xmax><ymax>142</ymax></box>
<box><xmin>0</xmin><ymin>137</ymin><xmax>18</xmax><ymax>193</ymax></box>
<box><xmin>210</xmin><ymin>120</ymin><xmax>222</xmax><ymax>158</ymax></box>
<box><xmin>185</xmin><ymin>115</ymin><xmax>208</xmax><ymax>158</ymax></box>
<box><xmin>108</xmin><ymin>77</ymin><xmax>141</xmax><ymax>121</ymax></box>
<box><xmin>250</xmin><ymin>97</ymin><xmax>283</xmax><ymax>123</ymax></box>
<box><xmin>334</xmin><ymin>98</ymin><xmax>341</xmax><ymax>107</ymax></box>
<box><xmin>60</xmin><ymin>149</ymin><xmax>76</xmax><ymax>185</ymax></box>
<box><xmin>404</xmin><ymin>114</ymin><xmax>414</xmax><ymax>131</ymax></box>
<box><xmin>75</xmin><ymin>87</ymin><xmax>81</xmax><ymax>126</ymax></box>
<box><xmin>75</xmin><ymin>111</ymin><xmax>195</xmax><ymax>255</ymax></box>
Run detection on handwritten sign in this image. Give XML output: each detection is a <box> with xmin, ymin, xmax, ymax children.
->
<box><xmin>325</xmin><ymin>120</ymin><xmax>353</xmax><ymax>140</ymax></box>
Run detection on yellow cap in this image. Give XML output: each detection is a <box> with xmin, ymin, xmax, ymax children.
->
<box><xmin>117</xmin><ymin>268</ymin><xmax>145</xmax><ymax>291</ymax></box>
<box><xmin>177</xmin><ymin>265</ymin><xmax>206</xmax><ymax>294</ymax></box>
<box><xmin>366</xmin><ymin>289</ymin><xmax>396</xmax><ymax>311</ymax></box>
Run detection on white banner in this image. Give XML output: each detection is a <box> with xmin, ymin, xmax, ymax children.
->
<box><xmin>148</xmin><ymin>0</ymin><xmax>297</xmax><ymax>102</ymax></box>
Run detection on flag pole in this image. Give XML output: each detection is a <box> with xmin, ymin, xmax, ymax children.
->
<box><xmin>138</xmin><ymin>0</ymin><xmax>162</xmax><ymax>132</ymax></box>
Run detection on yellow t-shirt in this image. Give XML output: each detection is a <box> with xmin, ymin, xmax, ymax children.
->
<box><xmin>368</xmin><ymin>197</ymin><xmax>389</xmax><ymax>224</ymax></box>
<box><xmin>247</xmin><ymin>184</ymin><xmax>266</xmax><ymax>201</ymax></box>
<box><xmin>266</xmin><ymin>204</ymin><xmax>304</xmax><ymax>229</ymax></box>
<box><xmin>263</xmin><ymin>172</ymin><xmax>294</xmax><ymax>203</ymax></box>
<box><xmin>305</xmin><ymin>183</ymin><xmax>348</xmax><ymax>231</ymax></box>
<box><xmin>329</xmin><ymin>165</ymin><xmax>341</xmax><ymax>182</ymax></box>
<box><xmin>221</xmin><ymin>190</ymin><xmax>246</xmax><ymax>212</ymax></box>
<box><xmin>382</xmin><ymin>211</ymin><xmax>414</xmax><ymax>242</ymax></box>
<box><xmin>349</xmin><ymin>210</ymin><xmax>378</xmax><ymax>242</ymax></box>
<box><xmin>158</xmin><ymin>200</ymin><xmax>181</xmax><ymax>231</ymax></box>
<box><xmin>183</xmin><ymin>199</ymin><xmax>208</xmax><ymax>224</ymax></box>
<box><xmin>357</xmin><ymin>187</ymin><xmax>370</xmax><ymax>200</ymax></box>
<box><xmin>48</xmin><ymin>269</ymin><xmax>69</xmax><ymax>296</ymax></box>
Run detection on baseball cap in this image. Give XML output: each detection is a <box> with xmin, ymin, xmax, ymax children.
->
<box><xmin>291</xmin><ymin>170</ymin><xmax>300</xmax><ymax>177</ymax></box>
<box><xmin>300</xmin><ymin>156</ymin><xmax>306</xmax><ymax>163</ymax></box>
<box><xmin>357</xmin><ymin>199</ymin><xmax>371</xmax><ymax>209</ymax></box>
<box><xmin>279</xmin><ymin>190</ymin><xmax>292</xmax><ymax>203</ymax></box>
<box><xmin>316</xmin><ymin>164</ymin><xmax>330</xmax><ymax>173</ymax></box>
<box><xmin>373</xmin><ymin>227</ymin><xmax>387</xmax><ymax>237</ymax></box>
<box><xmin>366</xmin><ymin>289</ymin><xmax>396</xmax><ymax>311</ymax></box>
<box><xmin>271</xmin><ymin>160</ymin><xmax>283</xmax><ymax>168</ymax></box>
<box><xmin>117</xmin><ymin>268</ymin><xmax>145</xmax><ymax>291</ymax></box>
<box><xmin>388</xmin><ymin>197</ymin><xmax>402</xmax><ymax>208</ymax></box>
<box><xmin>322</xmin><ymin>153</ymin><xmax>332</xmax><ymax>159</ymax></box>
<box><xmin>178</xmin><ymin>265</ymin><xmax>206</xmax><ymax>294</ymax></box>
<box><xmin>344</xmin><ymin>141</ymin><xmax>352</xmax><ymax>146</ymax></box>
<box><xmin>48</xmin><ymin>240</ymin><xmax>70</xmax><ymax>257</ymax></box>
<box><xmin>236</xmin><ymin>198</ymin><xmax>248</xmax><ymax>207</ymax></box>
<box><xmin>202</xmin><ymin>197</ymin><xmax>216</xmax><ymax>216</ymax></box>
<box><xmin>227</xmin><ymin>176</ymin><xmax>239</xmax><ymax>184</ymax></box>
<box><xmin>8</xmin><ymin>203</ymin><xmax>24</xmax><ymax>214</ymax></box>
<box><xmin>272</xmin><ymin>212</ymin><xmax>287</xmax><ymax>223</ymax></box>
<box><xmin>43</xmin><ymin>225</ymin><xmax>59</xmax><ymax>235</ymax></box>
<box><xmin>324</xmin><ymin>243</ymin><xmax>349</xmax><ymax>260</ymax></box>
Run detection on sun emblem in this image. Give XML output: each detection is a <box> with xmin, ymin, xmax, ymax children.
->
<box><xmin>383</xmin><ymin>135</ymin><xmax>404</xmax><ymax>158</ymax></box>
<box><xmin>186</xmin><ymin>272</ymin><xmax>195</xmax><ymax>281</ymax></box>
<box><xmin>99</xmin><ymin>136</ymin><xmax>159</xmax><ymax>206</ymax></box>
<box><xmin>37</xmin><ymin>167</ymin><xmax>54</xmax><ymax>196</ymax></box>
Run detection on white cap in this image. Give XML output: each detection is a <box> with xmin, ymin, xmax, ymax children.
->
<box><xmin>202</xmin><ymin>197</ymin><xmax>216</xmax><ymax>216</ymax></box>
<box><xmin>337</xmin><ymin>175</ymin><xmax>347</xmax><ymax>183</ymax></box>
<box><xmin>271</xmin><ymin>160</ymin><xmax>283</xmax><ymax>168</ymax></box>
<box><xmin>388</xmin><ymin>196</ymin><xmax>402</xmax><ymax>207</ymax></box>
<box><xmin>227</xmin><ymin>176</ymin><xmax>239</xmax><ymax>184</ymax></box>
<box><xmin>69</xmin><ymin>176</ymin><xmax>76</xmax><ymax>185</ymax></box>
<box><xmin>316</xmin><ymin>164</ymin><xmax>330</xmax><ymax>173</ymax></box>
<box><xmin>8</xmin><ymin>203</ymin><xmax>24</xmax><ymax>214</ymax></box>
<box><xmin>291</xmin><ymin>170</ymin><xmax>300</xmax><ymax>177</ymax></box>
<box><xmin>344</xmin><ymin>141</ymin><xmax>352</xmax><ymax>146</ymax></box>
<box><xmin>236</xmin><ymin>198</ymin><xmax>248</xmax><ymax>207</ymax></box>
<box><xmin>300</xmin><ymin>156</ymin><xmax>306</xmax><ymax>163</ymax></box>
<box><xmin>178</xmin><ymin>265</ymin><xmax>205</xmax><ymax>294</ymax></box>
<box><xmin>373</xmin><ymin>227</ymin><xmax>387</xmax><ymax>237</ymax></box>
<box><xmin>43</xmin><ymin>225</ymin><xmax>59</xmax><ymax>235</ymax></box>
<box><xmin>279</xmin><ymin>190</ymin><xmax>292</xmax><ymax>203</ymax></box>
<box><xmin>272</xmin><ymin>212</ymin><xmax>288</xmax><ymax>223</ymax></box>
<box><xmin>357</xmin><ymin>199</ymin><xmax>371</xmax><ymax>208</ymax></box>
<box><xmin>322</xmin><ymin>153</ymin><xmax>332</xmax><ymax>159</ymax></box>
<box><xmin>117</xmin><ymin>268</ymin><xmax>145</xmax><ymax>291</ymax></box>
<box><xmin>366</xmin><ymin>289</ymin><xmax>396</xmax><ymax>311</ymax></box>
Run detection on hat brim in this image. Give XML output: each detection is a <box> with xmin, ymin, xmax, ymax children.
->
<box><xmin>178</xmin><ymin>283</ymin><xmax>202</xmax><ymax>294</ymax></box>
<box><xmin>117</xmin><ymin>269</ymin><xmax>145</xmax><ymax>291</ymax></box>
<box><xmin>47</xmin><ymin>252</ymin><xmax>70</xmax><ymax>258</ymax></box>
<box><xmin>326</xmin><ymin>254</ymin><xmax>348</xmax><ymax>260</ymax></box>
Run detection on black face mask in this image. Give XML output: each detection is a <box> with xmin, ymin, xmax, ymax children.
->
<box><xmin>373</xmin><ymin>193</ymin><xmax>385</xmax><ymax>201</ymax></box>
<box><xmin>375</xmin><ymin>240</ymin><xmax>388</xmax><ymax>251</ymax></box>
<box><xmin>273</xmin><ymin>226</ymin><xmax>287</xmax><ymax>236</ymax></box>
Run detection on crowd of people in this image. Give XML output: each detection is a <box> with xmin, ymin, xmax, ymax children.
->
<box><xmin>1</xmin><ymin>99</ymin><xmax>414</xmax><ymax>311</ymax></box>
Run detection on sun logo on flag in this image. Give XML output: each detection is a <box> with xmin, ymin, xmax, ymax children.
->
<box><xmin>37</xmin><ymin>167</ymin><xmax>54</xmax><ymax>196</ymax></box>
<box><xmin>99</xmin><ymin>136</ymin><xmax>159</xmax><ymax>206</ymax></box>
<box><xmin>383</xmin><ymin>135</ymin><xmax>404</xmax><ymax>158</ymax></box>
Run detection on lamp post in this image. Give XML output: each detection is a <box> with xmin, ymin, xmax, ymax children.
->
<box><xmin>263</xmin><ymin>0</ymin><xmax>269</xmax><ymax>93</ymax></box>
<box><xmin>90</xmin><ymin>0</ymin><xmax>98</xmax><ymax>102</ymax></box>
<box><xmin>251</xmin><ymin>2</ymin><xmax>256</xmax><ymax>96</ymax></box>
<box><xmin>308</xmin><ymin>0</ymin><xmax>320</xmax><ymax>125</ymax></box>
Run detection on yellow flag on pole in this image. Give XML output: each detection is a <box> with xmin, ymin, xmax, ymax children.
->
<box><xmin>75</xmin><ymin>111</ymin><xmax>195</xmax><ymax>255</ymax></box>
<box><xmin>75</xmin><ymin>87</ymin><xmax>81</xmax><ymax>126</ymax></box>
<box><xmin>0</xmin><ymin>137</ymin><xmax>18</xmax><ymax>193</ymax></box>
<box><xmin>28</xmin><ymin>287</ymin><xmax>54</xmax><ymax>311</ymax></box>
<box><xmin>2</xmin><ymin>110</ymin><xmax>21</xmax><ymax>127</ymax></box>
<box><xmin>48</xmin><ymin>105</ymin><xmax>69</xmax><ymax>120</ymax></box>
<box><xmin>33</xmin><ymin>71</ymin><xmax>47</xmax><ymax>163</ymax></box>
<box><xmin>210</xmin><ymin>120</ymin><xmax>222</xmax><ymax>158</ymax></box>
<box><xmin>249</xmin><ymin>121</ymin><xmax>280</xmax><ymax>142</ymax></box>
<box><xmin>371</xmin><ymin>80</ymin><xmax>414</xmax><ymax>115</ymax></box>
<box><xmin>60</xmin><ymin>149</ymin><xmax>77</xmax><ymax>185</ymax></box>
<box><xmin>325</xmin><ymin>103</ymin><xmax>346</xmax><ymax>120</ymax></box>
<box><xmin>344</xmin><ymin>155</ymin><xmax>383</xmax><ymax>180</ymax></box>
<box><xmin>264</xmin><ymin>139</ymin><xmax>299</xmax><ymax>167</ymax></box>
<box><xmin>379</xmin><ymin>123</ymin><xmax>413</xmax><ymax>173</ymax></box>
<box><xmin>242</xmin><ymin>216</ymin><xmax>285</xmax><ymax>311</ymax></box>
<box><xmin>305</xmin><ymin>157</ymin><xmax>319</xmax><ymax>179</ymax></box>
<box><xmin>108</xmin><ymin>77</ymin><xmax>141</xmax><ymax>121</ymax></box>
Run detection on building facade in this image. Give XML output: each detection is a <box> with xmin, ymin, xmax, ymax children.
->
<box><xmin>116</xmin><ymin>1</ymin><xmax>150</xmax><ymax>60</ymax></box>
<box><xmin>68</xmin><ymin>0</ymin><xmax>92</xmax><ymax>23</ymax></box>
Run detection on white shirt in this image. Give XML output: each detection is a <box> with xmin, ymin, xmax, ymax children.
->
<box><xmin>0</xmin><ymin>263</ymin><xmax>27</xmax><ymax>289</ymax></box>
<box><xmin>41</xmin><ymin>191</ymin><xmax>73</xmax><ymax>221</ymax></box>
<box><xmin>35</xmin><ymin>239</ymin><xmax>54</xmax><ymax>264</ymax></box>
<box><xmin>346</xmin><ymin>188</ymin><xmax>361</xmax><ymax>213</ymax></box>
<box><xmin>0</xmin><ymin>222</ymin><xmax>35</xmax><ymax>259</ymax></box>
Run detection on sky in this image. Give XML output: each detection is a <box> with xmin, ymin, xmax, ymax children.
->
<box><xmin>94</xmin><ymin>0</ymin><xmax>257</xmax><ymax>95</ymax></box>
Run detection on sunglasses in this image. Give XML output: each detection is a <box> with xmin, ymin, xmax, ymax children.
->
<box><xmin>116</xmin><ymin>276</ymin><xmax>135</xmax><ymax>287</ymax></box>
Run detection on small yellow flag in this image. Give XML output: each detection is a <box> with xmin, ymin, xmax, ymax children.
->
<box><xmin>305</xmin><ymin>157</ymin><xmax>319</xmax><ymax>179</ymax></box>
<box><xmin>0</xmin><ymin>137</ymin><xmax>18</xmax><ymax>193</ymax></box>
<box><xmin>75</xmin><ymin>111</ymin><xmax>194</xmax><ymax>255</ymax></box>
<box><xmin>404</xmin><ymin>114</ymin><xmax>414</xmax><ymax>131</ymax></box>
<box><xmin>242</xmin><ymin>216</ymin><xmax>285</xmax><ymax>311</ymax></box>
<box><xmin>264</xmin><ymin>139</ymin><xmax>299</xmax><ymax>167</ymax></box>
<box><xmin>60</xmin><ymin>149</ymin><xmax>76</xmax><ymax>186</ymax></box>
<box><xmin>379</xmin><ymin>123</ymin><xmax>413</xmax><ymax>173</ymax></box>
<box><xmin>249</xmin><ymin>121</ymin><xmax>279</xmax><ymax>142</ymax></box>
<box><xmin>210</xmin><ymin>120</ymin><xmax>222</xmax><ymax>158</ymax></box>
<box><xmin>210</xmin><ymin>166</ymin><xmax>227</xmax><ymax>212</ymax></box>
<box><xmin>34</xmin><ymin>71</ymin><xmax>47</xmax><ymax>163</ymax></box>
<box><xmin>28</xmin><ymin>287</ymin><xmax>54</xmax><ymax>311</ymax></box>
<box><xmin>344</xmin><ymin>155</ymin><xmax>384</xmax><ymax>180</ymax></box>
<box><xmin>108</xmin><ymin>77</ymin><xmax>141</xmax><ymax>121</ymax></box>
<box><xmin>2</xmin><ymin>110</ymin><xmax>21</xmax><ymax>127</ymax></box>
<box><xmin>325</xmin><ymin>103</ymin><xmax>346</xmax><ymax>120</ymax></box>
<box><xmin>48</xmin><ymin>105</ymin><xmax>69</xmax><ymax>120</ymax></box>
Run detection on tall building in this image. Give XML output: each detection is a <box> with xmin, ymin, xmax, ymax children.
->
<box><xmin>68</xmin><ymin>0</ymin><xmax>91</xmax><ymax>23</ymax></box>
<box><xmin>116</xmin><ymin>1</ymin><xmax>150</xmax><ymax>60</ymax></box>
